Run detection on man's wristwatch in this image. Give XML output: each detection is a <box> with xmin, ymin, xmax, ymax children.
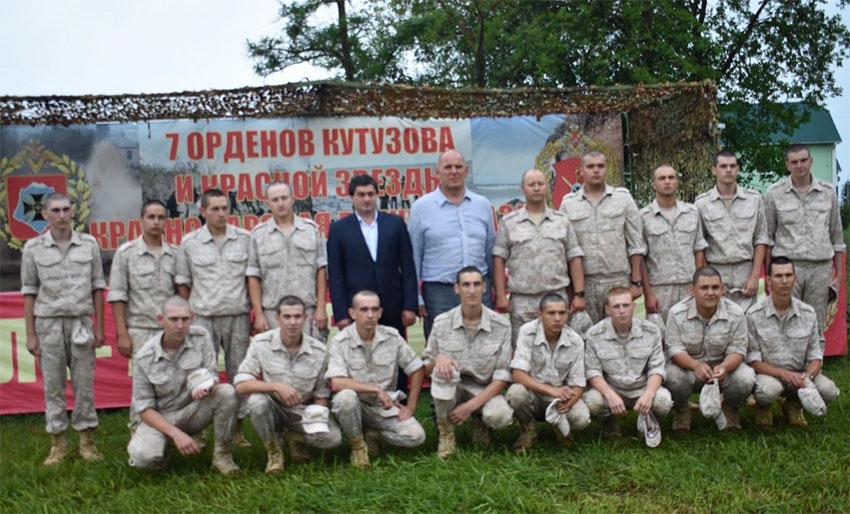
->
<box><xmin>574</xmin><ymin>290</ymin><xmax>585</xmax><ymax>298</ymax></box>
<box><xmin>631</xmin><ymin>280</ymin><xmax>643</xmax><ymax>288</ymax></box>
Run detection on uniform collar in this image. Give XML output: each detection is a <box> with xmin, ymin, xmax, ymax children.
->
<box><xmin>269</xmin><ymin>330</ymin><xmax>313</xmax><ymax>356</ymax></box>
<box><xmin>514</xmin><ymin>206</ymin><xmax>555</xmax><ymax>223</ymax></box>
<box><xmin>134</xmin><ymin>236</ymin><xmax>173</xmax><ymax>256</ymax></box>
<box><xmin>43</xmin><ymin>229</ymin><xmax>84</xmax><ymax>247</ymax></box>
<box><xmin>531</xmin><ymin>319</ymin><xmax>573</xmax><ymax>350</ymax></box>
<box><xmin>152</xmin><ymin>333</ymin><xmax>194</xmax><ymax>362</ymax></box>
<box><xmin>450</xmin><ymin>305</ymin><xmax>493</xmax><ymax>333</ymax></box>
<box><xmin>685</xmin><ymin>296</ymin><xmax>730</xmax><ymax>322</ymax></box>
<box><xmin>602</xmin><ymin>317</ymin><xmax>642</xmax><ymax>341</ymax></box>
<box><xmin>346</xmin><ymin>324</ymin><xmax>392</xmax><ymax>349</ymax></box>
<box><xmin>709</xmin><ymin>185</ymin><xmax>745</xmax><ymax>202</ymax></box>
<box><xmin>764</xmin><ymin>296</ymin><xmax>801</xmax><ymax>319</ymax></box>
<box><xmin>197</xmin><ymin>224</ymin><xmax>237</xmax><ymax>243</ymax></box>
<box><xmin>781</xmin><ymin>175</ymin><xmax>823</xmax><ymax>193</ymax></box>
<box><xmin>648</xmin><ymin>199</ymin><xmax>682</xmax><ymax>216</ymax></box>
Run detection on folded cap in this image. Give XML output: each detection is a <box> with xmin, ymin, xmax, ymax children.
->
<box><xmin>544</xmin><ymin>399</ymin><xmax>570</xmax><ymax>437</ymax></box>
<box><xmin>699</xmin><ymin>379</ymin><xmax>722</xmax><ymax>419</ymax></box>
<box><xmin>636</xmin><ymin>411</ymin><xmax>662</xmax><ymax>448</ymax></box>
<box><xmin>187</xmin><ymin>368</ymin><xmax>216</xmax><ymax>394</ymax></box>
<box><xmin>377</xmin><ymin>390</ymin><xmax>409</xmax><ymax>418</ymax></box>
<box><xmin>798</xmin><ymin>379</ymin><xmax>827</xmax><ymax>417</ymax></box>
<box><xmin>302</xmin><ymin>404</ymin><xmax>330</xmax><ymax>434</ymax></box>
<box><xmin>430</xmin><ymin>369</ymin><xmax>461</xmax><ymax>401</ymax></box>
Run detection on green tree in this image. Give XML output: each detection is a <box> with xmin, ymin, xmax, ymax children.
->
<box><xmin>248</xmin><ymin>0</ymin><xmax>850</xmax><ymax>179</ymax></box>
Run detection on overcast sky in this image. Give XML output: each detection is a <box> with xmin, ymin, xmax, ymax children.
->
<box><xmin>1</xmin><ymin>0</ymin><xmax>847</xmax><ymax>182</ymax></box>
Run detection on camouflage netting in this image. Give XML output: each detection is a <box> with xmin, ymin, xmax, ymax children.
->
<box><xmin>0</xmin><ymin>80</ymin><xmax>719</xmax><ymax>202</ymax></box>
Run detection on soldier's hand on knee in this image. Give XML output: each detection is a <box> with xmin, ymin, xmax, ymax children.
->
<box><xmin>274</xmin><ymin>384</ymin><xmax>302</xmax><ymax>406</ymax></box>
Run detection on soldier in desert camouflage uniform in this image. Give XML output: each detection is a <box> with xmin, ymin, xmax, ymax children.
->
<box><xmin>493</xmin><ymin>169</ymin><xmax>586</xmax><ymax>344</ymax></box>
<box><xmin>247</xmin><ymin>181</ymin><xmax>329</xmax><ymax>341</ymax></box>
<box><xmin>558</xmin><ymin>152</ymin><xmax>645</xmax><ymax>324</ymax></box>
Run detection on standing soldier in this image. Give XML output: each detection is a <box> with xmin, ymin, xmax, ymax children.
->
<box><xmin>22</xmin><ymin>192</ymin><xmax>107</xmax><ymax>465</ymax></box>
<box><xmin>695</xmin><ymin>150</ymin><xmax>769</xmax><ymax>310</ymax></box>
<box><xmin>247</xmin><ymin>181</ymin><xmax>329</xmax><ymax>341</ymax></box>
<box><xmin>493</xmin><ymin>169</ymin><xmax>585</xmax><ymax>344</ymax></box>
<box><xmin>558</xmin><ymin>151</ymin><xmax>645</xmax><ymax>324</ymax></box>
<box><xmin>107</xmin><ymin>199</ymin><xmax>176</xmax><ymax>429</ymax></box>
<box><xmin>763</xmin><ymin>144</ymin><xmax>846</xmax><ymax>331</ymax></box>
<box><xmin>176</xmin><ymin>188</ymin><xmax>252</xmax><ymax>447</ymax></box>
<box><xmin>640</xmin><ymin>165</ymin><xmax>707</xmax><ymax>323</ymax></box>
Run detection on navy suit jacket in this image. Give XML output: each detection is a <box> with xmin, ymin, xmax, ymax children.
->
<box><xmin>327</xmin><ymin>212</ymin><xmax>418</xmax><ymax>332</ymax></box>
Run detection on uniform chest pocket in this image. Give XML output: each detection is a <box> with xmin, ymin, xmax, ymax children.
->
<box><xmin>130</xmin><ymin>262</ymin><xmax>157</xmax><ymax>290</ymax></box>
<box><xmin>259</xmin><ymin>243</ymin><xmax>284</xmax><ymax>268</ymax></box>
<box><xmin>626</xmin><ymin>344</ymin><xmax>652</xmax><ymax>363</ymax></box>
<box><xmin>646</xmin><ymin>219</ymin><xmax>670</xmax><ymax>236</ymax></box>
<box><xmin>35</xmin><ymin>252</ymin><xmax>64</xmax><ymax>280</ymax></box>
<box><xmin>440</xmin><ymin>338</ymin><xmax>465</xmax><ymax>354</ymax></box>
<box><xmin>191</xmin><ymin>252</ymin><xmax>216</xmax><ymax>267</ymax></box>
<box><xmin>676</xmin><ymin>216</ymin><xmax>697</xmax><ymax>233</ymax></box>
<box><xmin>178</xmin><ymin>351</ymin><xmax>204</xmax><ymax>371</ymax></box>
<box><xmin>225</xmin><ymin>250</ymin><xmax>248</xmax><ymax>272</ymax></box>
<box><xmin>732</xmin><ymin>201</ymin><xmax>756</xmax><ymax>219</ymax></box>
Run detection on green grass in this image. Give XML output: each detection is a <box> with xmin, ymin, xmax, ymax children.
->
<box><xmin>1</xmin><ymin>355</ymin><xmax>848</xmax><ymax>513</ymax></box>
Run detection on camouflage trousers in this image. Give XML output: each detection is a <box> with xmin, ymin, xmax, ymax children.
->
<box><xmin>648</xmin><ymin>283</ymin><xmax>691</xmax><ymax>325</ymax></box>
<box><xmin>331</xmin><ymin>389</ymin><xmax>425</xmax><ymax>447</ymax></box>
<box><xmin>35</xmin><ymin>316</ymin><xmax>98</xmax><ymax>435</ymax></box>
<box><xmin>753</xmin><ymin>373</ymin><xmax>839</xmax><ymax>406</ymax></box>
<box><xmin>666</xmin><ymin>362</ymin><xmax>755</xmax><ymax>410</ymax></box>
<box><xmin>434</xmin><ymin>380</ymin><xmax>514</xmax><ymax>430</ymax></box>
<box><xmin>194</xmin><ymin>314</ymin><xmax>250</xmax><ymax>419</ymax></box>
<box><xmin>711</xmin><ymin>261</ymin><xmax>758</xmax><ymax>311</ymax></box>
<box><xmin>127</xmin><ymin>384</ymin><xmax>237</xmax><ymax>470</ymax></box>
<box><xmin>247</xmin><ymin>393</ymin><xmax>342</xmax><ymax>449</ymax></box>
<box><xmin>505</xmin><ymin>383</ymin><xmax>591</xmax><ymax>431</ymax></box>
<box><xmin>791</xmin><ymin>259</ymin><xmax>833</xmax><ymax>332</ymax></box>
<box><xmin>583</xmin><ymin>385</ymin><xmax>673</xmax><ymax>419</ymax></box>
<box><xmin>584</xmin><ymin>276</ymin><xmax>631</xmax><ymax>324</ymax></box>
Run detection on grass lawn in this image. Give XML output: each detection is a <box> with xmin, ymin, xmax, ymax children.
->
<box><xmin>1</xmin><ymin>347</ymin><xmax>848</xmax><ymax>513</ymax></box>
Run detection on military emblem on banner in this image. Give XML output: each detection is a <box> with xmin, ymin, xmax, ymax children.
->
<box><xmin>536</xmin><ymin>123</ymin><xmax>619</xmax><ymax>210</ymax></box>
<box><xmin>0</xmin><ymin>140</ymin><xmax>92</xmax><ymax>249</ymax></box>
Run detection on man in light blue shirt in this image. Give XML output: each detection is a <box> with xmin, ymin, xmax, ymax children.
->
<box><xmin>408</xmin><ymin>149</ymin><xmax>496</xmax><ymax>339</ymax></box>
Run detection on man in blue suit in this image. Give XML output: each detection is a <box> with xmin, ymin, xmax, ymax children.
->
<box><xmin>327</xmin><ymin>175</ymin><xmax>419</xmax><ymax>390</ymax></box>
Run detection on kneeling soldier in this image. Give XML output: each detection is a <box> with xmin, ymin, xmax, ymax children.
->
<box><xmin>327</xmin><ymin>290</ymin><xmax>426</xmax><ymax>468</ymax></box>
<box><xmin>235</xmin><ymin>296</ymin><xmax>342</xmax><ymax>474</ymax></box>
<box><xmin>506</xmin><ymin>293</ymin><xmax>590</xmax><ymax>452</ymax></box>
<box><xmin>127</xmin><ymin>296</ymin><xmax>239</xmax><ymax>474</ymax></box>
<box><xmin>747</xmin><ymin>257</ymin><xmax>840</xmax><ymax>429</ymax></box>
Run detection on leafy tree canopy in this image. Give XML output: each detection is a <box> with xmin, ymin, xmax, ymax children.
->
<box><xmin>247</xmin><ymin>0</ymin><xmax>850</xmax><ymax>183</ymax></box>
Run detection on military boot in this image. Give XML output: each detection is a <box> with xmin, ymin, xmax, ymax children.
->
<box><xmin>754</xmin><ymin>404</ymin><xmax>774</xmax><ymax>430</ymax></box>
<box><xmin>512</xmin><ymin>421</ymin><xmax>538</xmax><ymax>453</ymax></box>
<box><xmin>364</xmin><ymin>429</ymin><xmax>383</xmax><ymax>458</ymax></box>
<box><xmin>283</xmin><ymin>431</ymin><xmax>311</xmax><ymax>463</ymax></box>
<box><xmin>211</xmin><ymin>439</ymin><xmax>241</xmax><ymax>475</ymax></box>
<box><xmin>721</xmin><ymin>404</ymin><xmax>741</xmax><ymax>431</ymax></box>
<box><xmin>44</xmin><ymin>432</ymin><xmax>68</xmax><ymax>467</ymax></box>
<box><xmin>263</xmin><ymin>440</ymin><xmax>284</xmax><ymax>475</ymax></box>
<box><xmin>672</xmin><ymin>406</ymin><xmax>692</xmax><ymax>433</ymax></box>
<box><xmin>78</xmin><ymin>428</ymin><xmax>104</xmax><ymax>462</ymax></box>
<box><xmin>436</xmin><ymin>420</ymin><xmax>456</xmax><ymax>460</ymax></box>
<box><xmin>602</xmin><ymin>417</ymin><xmax>622</xmax><ymax>440</ymax></box>
<box><xmin>783</xmin><ymin>398</ymin><xmax>808</xmax><ymax>428</ymax></box>
<box><xmin>232</xmin><ymin>420</ymin><xmax>252</xmax><ymax>448</ymax></box>
<box><xmin>349</xmin><ymin>436</ymin><xmax>370</xmax><ymax>468</ymax></box>
<box><xmin>471</xmin><ymin>418</ymin><xmax>491</xmax><ymax>446</ymax></box>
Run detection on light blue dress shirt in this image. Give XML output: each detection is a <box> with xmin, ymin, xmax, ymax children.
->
<box><xmin>408</xmin><ymin>187</ymin><xmax>495</xmax><ymax>303</ymax></box>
